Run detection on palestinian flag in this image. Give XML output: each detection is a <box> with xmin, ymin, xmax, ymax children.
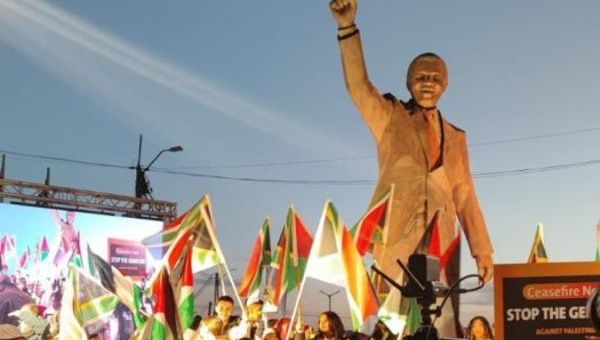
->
<box><xmin>146</xmin><ymin>195</ymin><xmax>221</xmax><ymax>305</ymax></box>
<box><xmin>158</xmin><ymin>210</ymin><xmax>221</xmax><ymax>276</ymax></box>
<box><xmin>428</xmin><ymin>212</ymin><xmax>462</xmax><ymax>337</ymax></box>
<box><xmin>34</xmin><ymin>240</ymin><xmax>40</xmax><ymax>265</ymax></box>
<box><xmin>177</xmin><ymin>245</ymin><xmax>195</xmax><ymax>330</ymax></box>
<box><xmin>40</xmin><ymin>236</ymin><xmax>50</xmax><ymax>261</ymax></box>
<box><xmin>159</xmin><ymin>204</ymin><xmax>222</xmax><ymax>275</ymax></box>
<box><xmin>143</xmin><ymin>212</ymin><xmax>187</xmax><ymax>260</ymax></box>
<box><xmin>88</xmin><ymin>246</ymin><xmax>146</xmax><ymax>328</ymax></box>
<box><xmin>528</xmin><ymin>223</ymin><xmax>549</xmax><ymax>263</ymax></box>
<box><xmin>270</xmin><ymin>206</ymin><xmax>313</xmax><ymax>306</ymax></box>
<box><xmin>132</xmin><ymin>315</ymin><xmax>155</xmax><ymax>340</ymax></box>
<box><xmin>165</xmin><ymin>227</ymin><xmax>196</xmax><ymax>273</ymax></box>
<box><xmin>190</xmin><ymin>215</ymin><xmax>222</xmax><ymax>272</ymax></box>
<box><xmin>71</xmin><ymin>266</ymin><xmax>120</xmax><ymax>334</ymax></box>
<box><xmin>303</xmin><ymin>201</ymin><xmax>378</xmax><ymax>330</ymax></box>
<box><xmin>142</xmin><ymin>194</ymin><xmax>213</xmax><ymax>260</ymax></box>
<box><xmin>53</xmin><ymin>245</ymin><xmax>67</xmax><ymax>267</ymax></box>
<box><xmin>71</xmin><ymin>232</ymin><xmax>83</xmax><ymax>268</ymax></box>
<box><xmin>59</xmin><ymin>267</ymin><xmax>87</xmax><ymax>340</ymax></box>
<box><xmin>426</xmin><ymin>211</ymin><xmax>460</xmax><ymax>281</ymax></box>
<box><xmin>403</xmin><ymin>211</ymin><xmax>461</xmax><ymax>333</ymax></box>
<box><xmin>404</xmin><ymin>298</ymin><xmax>422</xmax><ymax>335</ymax></box>
<box><xmin>376</xmin><ymin>288</ymin><xmax>406</xmax><ymax>336</ymax></box>
<box><xmin>238</xmin><ymin>218</ymin><xmax>271</xmax><ymax>299</ymax></box>
<box><xmin>0</xmin><ymin>236</ymin><xmax>6</xmax><ymax>270</ymax></box>
<box><xmin>351</xmin><ymin>185</ymin><xmax>394</xmax><ymax>256</ymax></box>
<box><xmin>18</xmin><ymin>246</ymin><xmax>30</xmax><ymax>269</ymax></box>
<box><xmin>87</xmin><ymin>244</ymin><xmax>99</xmax><ymax>279</ymax></box>
<box><xmin>3</xmin><ymin>235</ymin><xmax>16</xmax><ymax>259</ymax></box>
<box><xmin>151</xmin><ymin>268</ymin><xmax>178</xmax><ymax>340</ymax></box>
<box><xmin>0</xmin><ymin>235</ymin><xmax>15</xmax><ymax>272</ymax></box>
<box><xmin>378</xmin><ymin>211</ymin><xmax>461</xmax><ymax>336</ymax></box>
<box><xmin>269</xmin><ymin>225</ymin><xmax>288</xmax><ymax>307</ymax></box>
<box><xmin>0</xmin><ymin>236</ymin><xmax>5</xmax><ymax>258</ymax></box>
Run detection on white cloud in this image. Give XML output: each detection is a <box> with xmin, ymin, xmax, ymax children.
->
<box><xmin>0</xmin><ymin>0</ymin><xmax>353</xmax><ymax>156</ymax></box>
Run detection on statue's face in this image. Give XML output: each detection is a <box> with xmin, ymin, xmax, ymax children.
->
<box><xmin>407</xmin><ymin>56</ymin><xmax>448</xmax><ymax>109</ymax></box>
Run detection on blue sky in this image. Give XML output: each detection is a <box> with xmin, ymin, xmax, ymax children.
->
<box><xmin>1</xmin><ymin>0</ymin><xmax>600</xmax><ymax>325</ymax></box>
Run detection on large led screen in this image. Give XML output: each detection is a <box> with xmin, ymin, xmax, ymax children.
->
<box><xmin>0</xmin><ymin>203</ymin><xmax>164</xmax><ymax>338</ymax></box>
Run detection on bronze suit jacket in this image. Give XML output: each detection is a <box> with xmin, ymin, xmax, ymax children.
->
<box><xmin>338</xmin><ymin>33</ymin><xmax>494</xmax><ymax>281</ymax></box>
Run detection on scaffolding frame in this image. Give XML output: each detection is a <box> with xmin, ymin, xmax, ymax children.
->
<box><xmin>0</xmin><ymin>178</ymin><xmax>177</xmax><ymax>221</ymax></box>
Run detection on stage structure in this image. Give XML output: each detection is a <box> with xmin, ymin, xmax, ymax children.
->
<box><xmin>0</xmin><ymin>176</ymin><xmax>176</xmax><ymax>222</ymax></box>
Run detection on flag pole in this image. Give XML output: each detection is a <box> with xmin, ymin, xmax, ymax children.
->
<box><xmin>259</xmin><ymin>217</ymin><xmax>274</xmax><ymax>310</ymax></box>
<box><xmin>282</xmin><ymin>293</ymin><xmax>287</xmax><ymax>317</ymax></box>
<box><xmin>202</xmin><ymin>206</ymin><xmax>246</xmax><ymax>318</ymax></box>
<box><xmin>262</xmin><ymin>217</ymin><xmax>272</xmax><ymax>301</ymax></box>
<box><xmin>286</xmin><ymin>200</ymin><xmax>328</xmax><ymax>340</ymax></box>
<box><xmin>217</xmin><ymin>264</ymin><xmax>226</xmax><ymax>295</ymax></box>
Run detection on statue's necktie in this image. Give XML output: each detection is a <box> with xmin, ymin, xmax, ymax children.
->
<box><xmin>424</xmin><ymin>109</ymin><xmax>441</xmax><ymax>170</ymax></box>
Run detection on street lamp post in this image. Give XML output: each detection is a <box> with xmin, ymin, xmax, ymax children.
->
<box><xmin>134</xmin><ymin>135</ymin><xmax>183</xmax><ymax>199</ymax></box>
<box><xmin>319</xmin><ymin>289</ymin><xmax>341</xmax><ymax>312</ymax></box>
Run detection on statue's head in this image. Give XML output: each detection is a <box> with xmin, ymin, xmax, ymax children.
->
<box><xmin>406</xmin><ymin>53</ymin><xmax>448</xmax><ymax>109</ymax></box>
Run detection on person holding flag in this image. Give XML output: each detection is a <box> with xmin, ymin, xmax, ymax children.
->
<box><xmin>214</xmin><ymin>295</ymin><xmax>241</xmax><ymax>335</ymax></box>
<box><xmin>230</xmin><ymin>298</ymin><xmax>267</xmax><ymax>340</ymax></box>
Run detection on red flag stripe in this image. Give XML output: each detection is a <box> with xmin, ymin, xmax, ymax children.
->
<box><xmin>355</xmin><ymin>204</ymin><xmax>387</xmax><ymax>256</ymax></box>
<box><xmin>238</xmin><ymin>232</ymin><xmax>264</xmax><ymax>297</ymax></box>
<box><xmin>294</xmin><ymin>214</ymin><xmax>312</xmax><ymax>258</ymax></box>
<box><xmin>440</xmin><ymin>234</ymin><xmax>460</xmax><ymax>270</ymax></box>
<box><xmin>167</xmin><ymin>228</ymin><xmax>194</xmax><ymax>271</ymax></box>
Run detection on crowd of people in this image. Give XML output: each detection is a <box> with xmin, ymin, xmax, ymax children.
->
<box><xmin>0</xmin><ymin>273</ymin><xmax>57</xmax><ymax>338</ymax></box>
<box><xmin>0</xmin><ymin>271</ymin><xmax>495</xmax><ymax>339</ymax></box>
<box><xmin>0</xmin><ymin>272</ymin><xmax>137</xmax><ymax>339</ymax></box>
<box><xmin>180</xmin><ymin>295</ymin><xmax>494</xmax><ymax>340</ymax></box>
<box><xmin>183</xmin><ymin>296</ymin><xmax>366</xmax><ymax>340</ymax></box>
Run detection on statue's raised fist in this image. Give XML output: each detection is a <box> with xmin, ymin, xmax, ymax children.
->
<box><xmin>329</xmin><ymin>0</ymin><xmax>357</xmax><ymax>28</ymax></box>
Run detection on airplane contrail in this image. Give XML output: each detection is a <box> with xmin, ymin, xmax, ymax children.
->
<box><xmin>0</xmin><ymin>0</ymin><xmax>354</xmax><ymax>156</ymax></box>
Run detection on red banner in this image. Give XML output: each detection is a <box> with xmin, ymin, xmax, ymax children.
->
<box><xmin>108</xmin><ymin>238</ymin><xmax>147</xmax><ymax>280</ymax></box>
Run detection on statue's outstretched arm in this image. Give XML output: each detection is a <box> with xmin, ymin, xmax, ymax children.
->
<box><xmin>330</xmin><ymin>0</ymin><xmax>392</xmax><ymax>141</ymax></box>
